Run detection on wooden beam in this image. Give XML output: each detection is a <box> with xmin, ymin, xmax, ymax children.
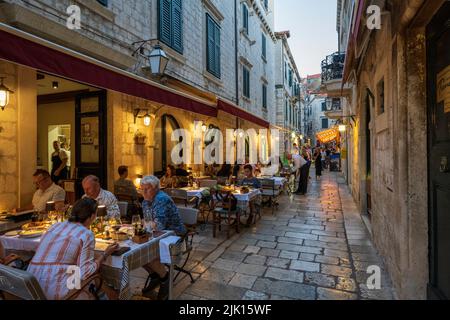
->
<box><xmin>37</xmin><ymin>89</ymin><xmax>90</xmax><ymax>104</ymax></box>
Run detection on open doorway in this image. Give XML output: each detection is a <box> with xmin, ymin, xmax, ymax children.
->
<box><xmin>37</xmin><ymin>72</ymin><xmax>105</xmax><ymax>197</ymax></box>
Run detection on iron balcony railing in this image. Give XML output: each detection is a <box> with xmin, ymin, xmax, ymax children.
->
<box><xmin>321</xmin><ymin>52</ymin><xmax>345</xmax><ymax>83</ymax></box>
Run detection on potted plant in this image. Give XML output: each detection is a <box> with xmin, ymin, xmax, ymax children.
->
<box><xmin>134</xmin><ymin>130</ymin><xmax>147</xmax><ymax>145</ymax></box>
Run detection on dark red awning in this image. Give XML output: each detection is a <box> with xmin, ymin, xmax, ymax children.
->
<box><xmin>217</xmin><ymin>99</ymin><xmax>270</xmax><ymax>128</ymax></box>
<box><xmin>0</xmin><ymin>27</ymin><xmax>217</xmax><ymax>117</ymax></box>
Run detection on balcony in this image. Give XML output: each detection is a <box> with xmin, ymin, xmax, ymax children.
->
<box><xmin>320</xmin><ymin>52</ymin><xmax>351</xmax><ymax>98</ymax></box>
<box><xmin>324</xmin><ymin>98</ymin><xmax>343</xmax><ymax>119</ymax></box>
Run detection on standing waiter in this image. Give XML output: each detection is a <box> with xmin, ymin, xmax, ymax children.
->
<box><xmin>50</xmin><ymin>140</ymin><xmax>68</xmax><ymax>184</ymax></box>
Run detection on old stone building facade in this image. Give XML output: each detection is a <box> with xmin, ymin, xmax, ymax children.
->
<box><xmin>0</xmin><ymin>0</ymin><xmax>305</xmax><ymax>211</ymax></box>
<box><xmin>274</xmin><ymin>31</ymin><xmax>302</xmax><ymax>155</ymax></box>
<box><xmin>325</xmin><ymin>0</ymin><xmax>450</xmax><ymax>299</ymax></box>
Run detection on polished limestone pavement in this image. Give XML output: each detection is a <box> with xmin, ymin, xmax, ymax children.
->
<box><xmin>129</xmin><ymin>170</ymin><xmax>395</xmax><ymax>300</ymax></box>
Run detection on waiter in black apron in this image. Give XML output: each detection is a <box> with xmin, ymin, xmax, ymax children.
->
<box><xmin>51</xmin><ymin>141</ymin><xmax>69</xmax><ymax>184</ymax></box>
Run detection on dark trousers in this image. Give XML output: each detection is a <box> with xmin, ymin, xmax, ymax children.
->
<box><xmin>297</xmin><ymin>163</ymin><xmax>310</xmax><ymax>194</ymax></box>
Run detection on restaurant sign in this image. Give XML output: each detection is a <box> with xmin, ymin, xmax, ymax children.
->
<box><xmin>316</xmin><ymin>128</ymin><xmax>339</xmax><ymax>143</ymax></box>
<box><xmin>437</xmin><ymin>65</ymin><xmax>450</xmax><ymax>114</ymax></box>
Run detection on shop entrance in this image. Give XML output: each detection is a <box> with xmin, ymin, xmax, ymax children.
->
<box><xmin>427</xmin><ymin>1</ymin><xmax>450</xmax><ymax>300</ymax></box>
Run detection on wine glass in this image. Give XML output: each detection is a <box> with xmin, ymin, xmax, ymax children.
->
<box><xmin>131</xmin><ymin>215</ymin><xmax>141</xmax><ymax>229</ymax></box>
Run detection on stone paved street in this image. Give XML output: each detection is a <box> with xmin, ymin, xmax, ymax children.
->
<box><xmin>129</xmin><ymin>170</ymin><xmax>396</xmax><ymax>300</ymax></box>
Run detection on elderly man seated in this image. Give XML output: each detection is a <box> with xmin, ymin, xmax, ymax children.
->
<box><xmin>82</xmin><ymin>175</ymin><xmax>120</xmax><ymax>220</ymax></box>
<box><xmin>14</xmin><ymin>169</ymin><xmax>66</xmax><ymax>213</ymax></box>
<box><xmin>140</xmin><ymin>175</ymin><xmax>186</xmax><ymax>300</ymax></box>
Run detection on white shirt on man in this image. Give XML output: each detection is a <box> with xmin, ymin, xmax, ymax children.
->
<box><xmin>83</xmin><ymin>189</ymin><xmax>120</xmax><ymax>219</ymax></box>
<box><xmin>32</xmin><ymin>183</ymin><xmax>66</xmax><ymax>212</ymax></box>
<box><xmin>293</xmin><ymin>154</ymin><xmax>307</xmax><ymax>170</ymax></box>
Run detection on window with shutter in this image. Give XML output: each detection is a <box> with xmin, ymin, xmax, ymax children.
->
<box><xmin>262</xmin><ymin>33</ymin><xmax>267</xmax><ymax>60</ymax></box>
<box><xmin>172</xmin><ymin>0</ymin><xmax>183</xmax><ymax>53</ymax></box>
<box><xmin>158</xmin><ymin>0</ymin><xmax>183</xmax><ymax>54</ymax></box>
<box><xmin>322</xmin><ymin>118</ymin><xmax>329</xmax><ymax>129</ymax></box>
<box><xmin>206</xmin><ymin>14</ymin><xmax>221</xmax><ymax>78</ymax></box>
<box><xmin>243</xmin><ymin>66</ymin><xmax>250</xmax><ymax>98</ymax></box>
<box><xmin>242</xmin><ymin>4</ymin><xmax>249</xmax><ymax>35</ymax></box>
<box><xmin>262</xmin><ymin>84</ymin><xmax>267</xmax><ymax>109</ymax></box>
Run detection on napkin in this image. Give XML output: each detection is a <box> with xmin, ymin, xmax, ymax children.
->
<box><xmin>159</xmin><ymin>236</ymin><xmax>181</xmax><ymax>264</ymax></box>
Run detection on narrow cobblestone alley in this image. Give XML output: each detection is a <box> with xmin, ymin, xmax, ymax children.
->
<box><xmin>129</xmin><ymin>171</ymin><xmax>395</xmax><ymax>300</ymax></box>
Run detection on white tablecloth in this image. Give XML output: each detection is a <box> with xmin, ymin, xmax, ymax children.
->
<box><xmin>257</xmin><ymin>176</ymin><xmax>287</xmax><ymax>187</ymax></box>
<box><xmin>179</xmin><ymin>187</ymin><xmax>208</xmax><ymax>198</ymax></box>
<box><xmin>0</xmin><ymin>230</ymin><xmax>174</xmax><ymax>300</ymax></box>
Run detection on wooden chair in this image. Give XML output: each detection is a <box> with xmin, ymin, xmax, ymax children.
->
<box><xmin>0</xmin><ymin>264</ymin><xmax>103</xmax><ymax>300</ymax></box>
<box><xmin>196</xmin><ymin>180</ymin><xmax>217</xmax><ymax>227</ymax></box>
<box><xmin>260</xmin><ymin>178</ymin><xmax>281</xmax><ymax>215</ymax></box>
<box><xmin>164</xmin><ymin>189</ymin><xmax>197</xmax><ymax>207</ymax></box>
<box><xmin>115</xmin><ymin>193</ymin><xmax>142</xmax><ymax>219</ymax></box>
<box><xmin>171</xmin><ymin>207</ymin><xmax>198</xmax><ymax>283</ymax></box>
<box><xmin>198</xmin><ymin>179</ymin><xmax>217</xmax><ymax>188</ymax></box>
<box><xmin>211</xmin><ymin>189</ymin><xmax>240</xmax><ymax>239</ymax></box>
<box><xmin>117</xmin><ymin>201</ymin><xmax>128</xmax><ymax>220</ymax></box>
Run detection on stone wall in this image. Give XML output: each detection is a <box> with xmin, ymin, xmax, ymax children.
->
<box><xmin>346</xmin><ymin>1</ymin><xmax>435</xmax><ymax>299</ymax></box>
<box><xmin>0</xmin><ymin>61</ymin><xmax>36</xmax><ymax>210</ymax></box>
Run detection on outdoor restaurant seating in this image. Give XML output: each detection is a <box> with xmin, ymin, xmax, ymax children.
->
<box><xmin>171</xmin><ymin>206</ymin><xmax>198</xmax><ymax>283</ymax></box>
<box><xmin>164</xmin><ymin>188</ymin><xmax>197</xmax><ymax>207</ymax></box>
<box><xmin>212</xmin><ymin>189</ymin><xmax>240</xmax><ymax>239</ymax></box>
<box><xmin>260</xmin><ymin>178</ymin><xmax>281</xmax><ymax>215</ymax></box>
<box><xmin>0</xmin><ymin>264</ymin><xmax>103</xmax><ymax>300</ymax></box>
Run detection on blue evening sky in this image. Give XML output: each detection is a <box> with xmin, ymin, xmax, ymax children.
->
<box><xmin>274</xmin><ymin>0</ymin><xmax>338</xmax><ymax>78</ymax></box>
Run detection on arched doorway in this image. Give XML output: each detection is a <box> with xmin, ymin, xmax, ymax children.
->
<box><xmin>153</xmin><ymin>114</ymin><xmax>180</xmax><ymax>177</ymax></box>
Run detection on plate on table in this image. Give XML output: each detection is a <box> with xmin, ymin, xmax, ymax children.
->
<box><xmin>4</xmin><ymin>230</ymin><xmax>20</xmax><ymax>237</ymax></box>
<box><xmin>18</xmin><ymin>229</ymin><xmax>45</xmax><ymax>238</ymax></box>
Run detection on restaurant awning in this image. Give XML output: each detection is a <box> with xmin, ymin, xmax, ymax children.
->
<box><xmin>316</xmin><ymin>127</ymin><xmax>339</xmax><ymax>143</ymax></box>
<box><xmin>217</xmin><ymin>98</ymin><xmax>270</xmax><ymax>128</ymax></box>
<box><xmin>0</xmin><ymin>23</ymin><xmax>217</xmax><ymax>117</ymax></box>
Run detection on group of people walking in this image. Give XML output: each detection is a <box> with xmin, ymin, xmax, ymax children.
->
<box><xmin>291</xmin><ymin>144</ymin><xmax>335</xmax><ymax>195</ymax></box>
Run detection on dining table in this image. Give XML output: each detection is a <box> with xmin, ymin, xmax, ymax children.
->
<box><xmin>257</xmin><ymin>176</ymin><xmax>288</xmax><ymax>187</ymax></box>
<box><xmin>0</xmin><ymin>228</ymin><xmax>174</xmax><ymax>300</ymax></box>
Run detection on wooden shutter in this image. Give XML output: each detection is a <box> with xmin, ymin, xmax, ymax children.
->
<box><xmin>262</xmin><ymin>33</ymin><xmax>266</xmax><ymax>59</ymax></box>
<box><xmin>172</xmin><ymin>0</ymin><xmax>183</xmax><ymax>53</ymax></box>
<box><xmin>159</xmin><ymin>0</ymin><xmax>172</xmax><ymax>47</ymax></box>
<box><xmin>242</xmin><ymin>4</ymin><xmax>248</xmax><ymax>34</ymax></box>
<box><xmin>262</xmin><ymin>84</ymin><xmax>267</xmax><ymax>109</ymax></box>
<box><xmin>207</xmin><ymin>14</ymin><xmax>220</xmax><ymax>78</ymax></box>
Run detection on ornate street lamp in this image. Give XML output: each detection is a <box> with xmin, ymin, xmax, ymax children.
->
<box><xmin>132</xmin><ymin>40</ymin><xmax>169</xmax><ymax>76</ymax></box>
<box><xmin>148</xmin><ymin>44</ymin><xmax>169</xmax><ymax>76</ymax></box>
<box><xmin>0</xmin><ymin>77</ymin><xmax>14</xmax><ymax>111</ymax></box>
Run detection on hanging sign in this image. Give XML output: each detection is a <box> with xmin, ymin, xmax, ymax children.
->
<box><xmin>437</xmin><ymin>65</ymin><xmax>450</xmax><ymax>113</ymax></box>
<box><xmin>316</xmin><ymin>128</ymin><xmax>339</xmax><ymax>143</ymax></box>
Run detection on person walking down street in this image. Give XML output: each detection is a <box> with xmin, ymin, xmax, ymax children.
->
<box><xmin>314</xmin><ymin>148</ymin><xmax>323</xmax><ymax>180</ymax></box>
<box><xmin>295</xmin><ymin>148</ymin><xmax>311</xmax><ymax>195</ymax></box>
<box><xmin>50</xmin><ymin>141</ymin><xmax>69</xmax><ymax>184</ymax></box>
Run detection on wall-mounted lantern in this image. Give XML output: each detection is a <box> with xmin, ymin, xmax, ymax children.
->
<box><xmin>132</xmin><ymin>40</ymin><xmax>169</xmax><ymax>76</ymax></box>
<box><xmin>0</xmin><ymin>77</ymin><xmax>14</xmax><ymax>111</ymax></box>
<box><xmin>134</xmin><ymin>108</ymin><xmax>152</xmax><ymax>127</ymax></box>
<box><xmin>148</xmin><ymin>44</ymin><xmax>169</xmax><ymax>76</ymax></box>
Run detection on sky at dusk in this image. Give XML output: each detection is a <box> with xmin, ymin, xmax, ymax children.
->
<box><xmin>274</xmin><ymin>0</ymin><xmax>338</xmax><ymax>78</ymax></box>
